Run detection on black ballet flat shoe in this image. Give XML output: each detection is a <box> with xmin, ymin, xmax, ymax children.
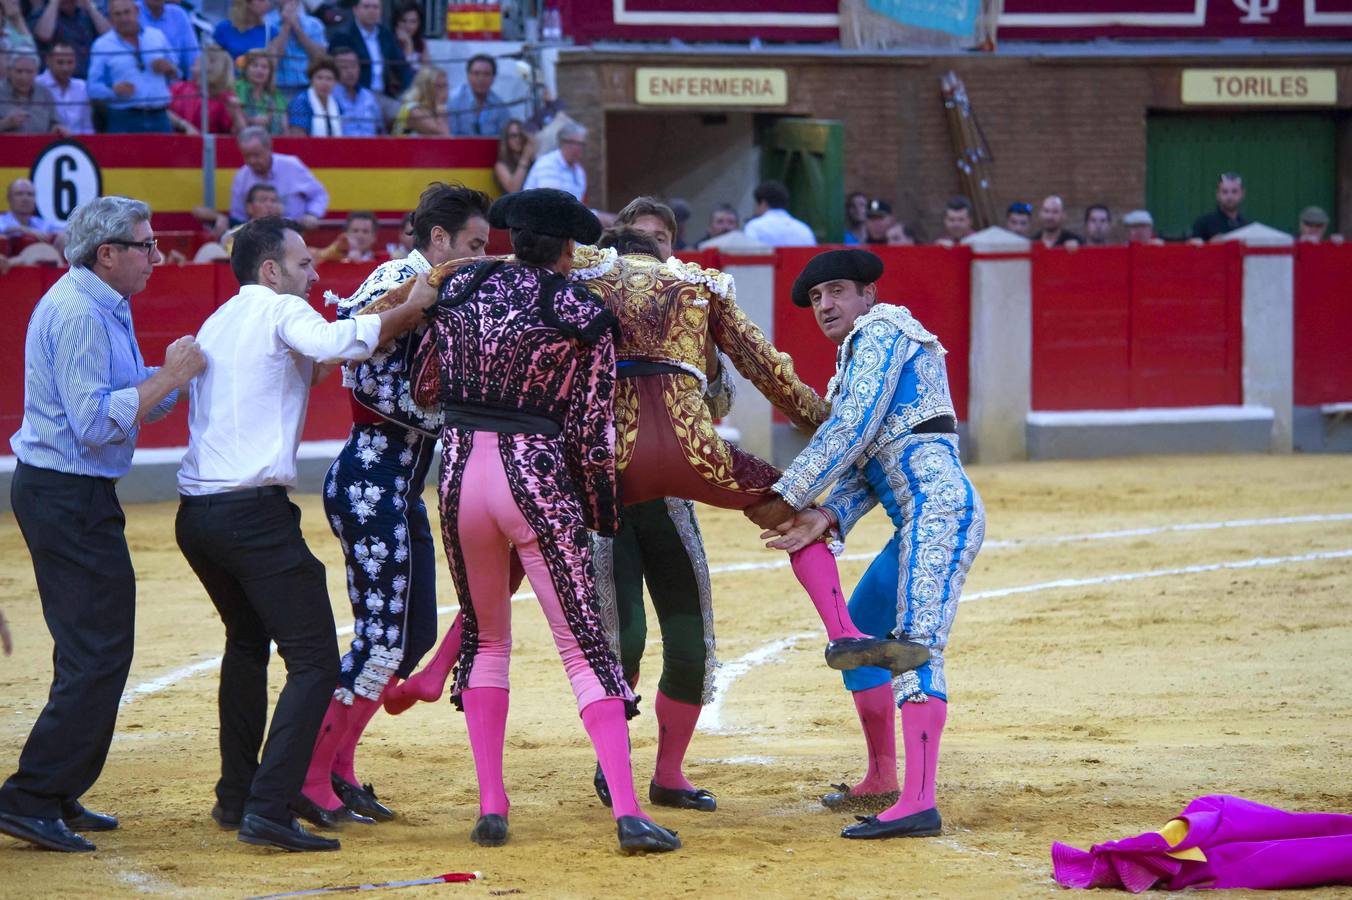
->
<box><xmin>0</xmin><ymin>811</ymin><xmax>95</xmax><ymax>852</ymax></box>
<box><xmin>61</xmin><ymin>804</ymin><xmax>119</xmax><ymax>832</ymax></box>
<box><xmin>840</xmin><ymin>808</ymin><xmax>942</xmax><ymax>840</ymax></box>
<box><xmin>331</xmin><ymin>775</ymin><xmax>395</xmax><ymax>822</ymax></box>
<box><xmin>469</xmin><ymin>813</ymin><xmax>509</xmax><ymax>847</ymax></box>
<box><xmin>616</xmin><ymin>816</ymin><xmax>681</xmax><ymax>854</ymax></box>
<box><xmin>290</xmin><ymin>794</ymin><xmax>375</xmax><ymax>829</ymax></box>
<box><xmin>593</xmin><ymin>763</ymin><xmax>613</xmax><ymax>808</ymax></box>
<box><xmin>237</xmin><ymin>814</ymin><xmax>340</xmax><ymax>852</ymax></box>
<box><xmin>210</xmin><ymin>803</ymin><xmax>242</xmax><ymax>830</ymax></box>
<box><xmin>820</xmin><ymin>783</ymin><xmax>901</xmax><ymax>812</ymax></box>
<box><xmin>824</xmin><ymin>637</ymin><xmax>930</xmax><ymax>674</ymax></box>
<box><xmin>649</xmin><ymin>781</ymin><xmax>717</xmax><ymax>812</ymax></box>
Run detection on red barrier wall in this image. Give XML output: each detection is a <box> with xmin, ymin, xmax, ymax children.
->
<box><xmin>1032</xmin><ymin>242</ymin><xmax>1243</xmax><ymax>410</ymax></box>
<box><xmin>1</xmin><ymin>262</ymin><xmax>380</xmax><ymax>453</ymax></box>
<box><xmin>1294</xmin><ymin>242</ymin><xmax>1352</xmax><ymax>406</ymax></box>
<box><xmin>772</xmin><ymin>246</ymin><xmax>972</xmax><ymax>420</ymax></box>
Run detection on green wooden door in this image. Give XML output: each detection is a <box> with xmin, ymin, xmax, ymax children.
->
<box><xmin>1146</xmin><ymin>113</ymin><xmax>1337</xmax><ymax>239</ymax></box>
<box><xmin>760</xmin><ymin>118</ymin><xmax>845</xmax><ymax>243</ymax></box>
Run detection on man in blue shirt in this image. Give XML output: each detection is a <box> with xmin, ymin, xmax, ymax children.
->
<box><xmin>264</xmin><ymin>0</ymin><xmax>327</xmax><ymax>95</ymax></box>
<box><xmin>85</xmin><ymin>0</ymin><xmax>178</xmax><ymax>133</ymax></box>
<box><xmin>331</xmin><ymin>44</ymin><xmax>382</xmax><ymax>135</ymax></box>
<box><xmin>136</xmin><ymin>0</ymin><xmax>196</xmax><ymax>83</ymax></box>
<box><xmin>448</xmin><ymin>53</ymin><xmax>511</xmax><ymax>137</ymax></box>
<box><xmin>0</xmin><ymin>195</ymin><xmax>204</xmax><ymax>853</ymax></box>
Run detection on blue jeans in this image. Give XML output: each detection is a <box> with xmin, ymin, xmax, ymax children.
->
<box><xmin>104</xmin><ymin>107</ymin><xmax>172</xmax><ymax>133</ymax></box>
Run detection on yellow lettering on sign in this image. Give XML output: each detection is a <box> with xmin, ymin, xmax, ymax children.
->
<box><xmin>635</xmin><ymin>68</ymin><xmax>788</xmax><ymax>106</ymax></box>
<box><xmin>1181</xmin><ymin>69</ymin><xmax>1337</xmax><ymax>106</ymax></box>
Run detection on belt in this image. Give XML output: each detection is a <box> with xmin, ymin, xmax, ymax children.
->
<box><xmin>912</xmin><ymin>415</ymin><xmax>957</xmax><ymax>434</ymax></box>
<box><xmin>616</xmin><ymin>360</ymin><xmax>690</xmax><ymax>379</ymax></box>
<box><xmin>121</xmin><ymin>106</ymin><xmax>168</xmax><ymax>113</ymax></box>
<box><xmin>443</xmin><ymin>404</ymin><xmax>561</xmax><ymax>436</ymax></box>
<box><xmin>179</xmin><ymin>485</ymin><xmax>288</xmax><ymax>506</ymax></box>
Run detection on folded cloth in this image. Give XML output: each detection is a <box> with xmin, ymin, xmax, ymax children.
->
<box><xmin>1052</xmin><ymin>794</ymin><xmax>1352</xmax><ymax>892</ymax></box>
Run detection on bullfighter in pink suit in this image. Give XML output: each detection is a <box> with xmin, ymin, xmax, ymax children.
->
<box><xmin>411</xmin><ymin>188</ymin><xmax>681</xmax><ymax>855</ymax></box>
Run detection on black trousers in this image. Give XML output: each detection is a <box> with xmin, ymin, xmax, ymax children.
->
<box><xmin>0</xmin><ymin>462</ymin><xmax>136</xmax><ymax>820</ymax></box>
<box><xmin>175</xmin><ymin>488</ymin><xmax>339</xmax><ymax>824</ymax></box>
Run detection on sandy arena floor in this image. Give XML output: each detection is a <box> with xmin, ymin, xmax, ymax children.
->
<box><xmin>1</xmin><ymin>454</ymin><xmax>1350</xmax><ymax>898</ymax></box>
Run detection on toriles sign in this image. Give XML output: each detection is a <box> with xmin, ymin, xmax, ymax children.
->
<box><xmin>636</xmin><ymin>68</ymin><xmax>788</xmax><ymax>106</ymax></box>
<box><xmin>1181</xmin><ymin>69</ymin><xmax>1338</xmax><ymax>104</ymax></box>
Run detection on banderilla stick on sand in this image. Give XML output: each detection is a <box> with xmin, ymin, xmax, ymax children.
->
<box><xmin>244</xmin><ymin>871</ymin><xmax>480</xmax><ymax>899</ymax></box>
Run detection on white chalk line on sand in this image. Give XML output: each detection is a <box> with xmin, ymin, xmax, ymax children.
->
<box><xmin>118</xmin><ymin>512</ymin><xmax>1352</xmax><ymax>709</ymax></box>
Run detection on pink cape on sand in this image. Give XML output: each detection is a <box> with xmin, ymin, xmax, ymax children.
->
<box><xmin>1052</xmin><ymin>794</ymin><xmax>1352</xmax><ymax>892</ymax></box>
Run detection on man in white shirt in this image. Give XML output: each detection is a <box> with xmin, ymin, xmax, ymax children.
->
<box><xmin>521</xmin><ymin>122</ymin><xmax>587</xmax><ymax>201</ymax></box>
<box><xmin>743</xmin><ymin>180</ymin><xmax>816</xmax><ymax>247</ymax></box>
<box><xmin>175</xmin><ymin>216</ymin><xmax>436</xmax><ymax>853</ymax></box>
<box><xmin>35</xmin><ymin>41</ymin><xmax>93</xmax><ymax>134</ymax></box>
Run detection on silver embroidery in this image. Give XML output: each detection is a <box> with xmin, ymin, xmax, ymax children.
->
<box><xmin>663</xmin><ymin>498</ymin><xmax>721</xmax><ymax>704</ymax></box>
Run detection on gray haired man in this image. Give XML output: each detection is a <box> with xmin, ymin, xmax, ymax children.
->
<box><xmin>522</xmin><ymin>122</ymin><xmax>588</xmax><ymax>201</ymax></box>
<box><xmin>0</xmin><ymin>196</ymin><xmax>205</xmax><ymax>853</ymax></box>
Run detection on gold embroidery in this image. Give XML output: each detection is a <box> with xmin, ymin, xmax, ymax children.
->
<box><xmin>614</xmin><ymin>379</ymin><xmax>639</xmax><ymax>472</ymax></box>
<box><xmin>665</xmin><ymin>378</ymin><xmax>746</xmax><ymax>492</ymax></box>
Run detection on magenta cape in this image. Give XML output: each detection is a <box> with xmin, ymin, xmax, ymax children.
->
<box><xmin>1052</xmin><ymin>794</ymin><xmax>1352</xmax><ymax>892</ymax></box>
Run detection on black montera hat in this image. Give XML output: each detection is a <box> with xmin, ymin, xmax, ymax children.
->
<box><xmin>489</xmin><ymin>188</ymin><xmax>602</xmax><ymax>243</ymax></box>
<box><xmin>791</xmin><ymin>249</ymin><xmax>885</xmax><ymax>307</ymax></box>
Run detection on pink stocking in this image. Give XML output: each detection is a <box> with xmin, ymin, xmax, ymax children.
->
<box><xmin>652</xmin><ymin>691</ymin><xmax>701</xmax><ymax>792</ymax></box>
<box><xmin>849</xmin><ymin>685</ymin><xmax>899</xmax><ymax>795</ymax></box>
<box><xmin>383</xmin><ymin>614</ymin><xmax>464</xmax><ymax>715</ymax></box>
<box><xmin>462</xmin><ymin>686</ymin><xmax>510</xmax><ymax>817</ymax></box>
<box><xmin>877</xmin><ymin>698</ymin><xmax>946</xmax><ymax>821</ymax></box>
<box><xmin>581</xmin><ymin>698</ymin><xmax>646</xmax><ymax>821</ymax></box>
<box><xmin>790</xmin><ymin>543</ymin><xmax>866</xmax><ymax>640</ymax></box>
<box><xmin>333</xmin><ymin>692</ymin><xmax>383</xmax><ymax>786</ymax></box>
<box><xmin>303</xmin><ymin>695</ymin><xmax>354</xmax><ymax>808</ymax></box>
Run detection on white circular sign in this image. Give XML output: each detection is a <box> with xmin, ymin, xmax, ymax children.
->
<box><xmin>30</xmin><ymin>140</ymin><xmax>103</xmax><ymax>226</ymax></box>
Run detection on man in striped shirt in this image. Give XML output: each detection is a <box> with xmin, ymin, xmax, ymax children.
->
<box><xmin>0</xmin><ymin>196</ymin><xmax>204</xmax><ymax>853</ymax></box>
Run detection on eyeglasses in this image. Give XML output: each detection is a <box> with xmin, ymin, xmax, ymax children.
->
<box><xmin>109</xmin><ymin>238</ymin><xmax>158</xmax><ymax>254</ymax></box>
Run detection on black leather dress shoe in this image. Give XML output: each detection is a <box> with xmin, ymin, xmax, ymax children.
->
<box><xmin>291</xmin><ymin>794</ymin><xmax>375</xmax><ymax>829</ymax></box>
<box><xmin>210</xmin><ymin>803</ymin><xmax>242</xmax><ymax>830</ymax></box>
<box><xmin>840</xmin><ymin>807</ymin><xmax>942</xmax><ymax>840</ymax></box>
<box><xmin>824</xmin><ymin>637</ymin><xmax>930</xmax><ymax>674</ymax></box>
<box><xmin>616</xmin><ymin>816</ymin><xmax>680</xmax><ymax>854</ymax></box>
<box><xmin>469</xmin><ymin>813</ymin><xmax>508</xmax><ymax>847</ymax></box>
<box><xmin>61</xmin><ymin>805</ymin><xmax>118</xmax><ymax>832</ymax></box>
<box><xmin>649</xmin><ymin>782</ymin><xmax>717</xmax><ymax>812</ymax></box>
<box><xmin>237</xmin><ymin>814</ymin><xmax>340</xmax><ymax>852</ymax></box>
<box><xmin>820</xmin><ymin>783</ymin><xmax>900</xmax><ymax>812</ymax></box>
<box><xmin>593</xmin><ymin>763</ymin><xmax>612</xmax><ymax>808</ymax></box>
<box><xmin>331</xmin><ymin>775</ymin><xmax>395</xmax><ymax>822</ymax></box>
<box><xmin>0</xmin><ymin>811</ymin><xmax>95</xmax><ymax>852</ymax></box>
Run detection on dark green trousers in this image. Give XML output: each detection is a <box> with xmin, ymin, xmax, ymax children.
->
<box><xmin>594</xmin><ymin>498</ymin><xmax>717</xmax><ymax>706</ymax></box>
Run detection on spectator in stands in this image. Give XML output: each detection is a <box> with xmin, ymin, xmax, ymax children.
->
<box><xmin>87</xmin><ymin>0</ymin><xmax>178</xmax><ymax>133</ymax></box>
<box><xmin>194</xmin><ymin>180</ymin><xmax>280</xmax><ymax>241</ymax></box>
<box><xmin>391</xmin><ymin>0</ymin><xmax>423</xmax><ymax>74</ymax></box>
<box><xmin>286</xmin><ymin>55</ymin><xmax>342</xmax><ymax>135</ymax></box>
<box><xmin>696</xmin><ymin>202</ymin><xmax>738</xmax><ymax>244</ymax></box>
<box><xmin>669</xmin><ymin>197</ymin><xmax>692</xmax><ymax>250</ymax></box>
<box><xmin>212</xmin><ymin>0</ymin><xmax>268</xmax><ymax>62</ymax></box>
<box><xmin>1297</xmin><ymin>206</ymin><xmax>1342</xmax><ymax>244</ymax></box>
<box><xmin>331</xmin><ymin>45</ymin><xmax>380</xmax><ymax>135</ymax></box>
<box><xmin>315</xmin><ymin>209</ymin><xmax>378</xmax><ymax>263</ymax></box>
<box><xmin>1033</xmin><ymin>195</ymin><xmax>1080</xmax><ymax>248</ymax></box>
<box><xmin>138</xmin><ymin>0</ymin><xmax>195</xmax><ymax>81</ymax></box>
<box><xmin>36</xmin><ymin>40</ymin><xmax>89</xmax><ymax>133</ymax></box>
<box><xmin>29</xmin><ymin>0</ymin><xmax>108</xmax><ymax>78</ymax></box>
<box><xmin>493</xmin><ymin>117</ymin><xmax>535</xmax><ymax>193</ymax></box>
<box><xmin>386</xmin><ymin>209</ymin><xmax>415</xmax><ymax>258</ymax></box>
<box><xmin>230</xmin><ymin>125</ymin><xmax>328</xmax><ymax>227</ymax></box>
<box><xmin>522</xmin><ymin>120</ymin><xmax>587</xmax><ymax>200</ymax></box>
<box><xmin>235</xmin><ymin>48</ymin><xmax>286</xmax><ymax>135</ymax></box>
<box><xmin>863</xmin><ymin>198</ymin><xmax>893</xmax><ymax>243</ymax></box>
<box><xmin>327</xmin><ymin>0</ymin><xmax>408</xmax><ymax>100</ymax></box>
<box><xmin>1191</xmin><ymin>172</ymin><xmax>1248</xmax><ymax>241</ymax></box>
<box><xmin>0</xmin><ymin>49</ymin><xmax>60</xmax><ymax>133</ymax></box>
<box><xmin>448</xmin><ymin>53</ymin><xmax>508</xmax><ymax>137</ymax></box>
<box><xmin>935</xmin><ymin>195</ymin><xmax>975</xmax><ymax>246</ymax></box>
<box><xmin>1083</xmin><ymin>203</ymin><xmax>1112</xmax><ymax>246</ymax></box>
<box><xmin>2</xmin><ymin>0</ymin><xmax>36</xmax><ymax>53</ymax></box>
<box><xmin>743</xmin><ymin>179</ymin><xmax>815</xmax><ymax>247</ymax></box>
<box><xmin>265</xmin><ymin>0</ymin><xmax>326</xmax><ymax>95</ymax></box>
<box><xmin>1</xmin><ymin>177</ymin><xmax>66</xmax><ymax>251</ymax></box>
<box><xmin>885</xmin><ymin>221</ymin><xmax>916</xmax><ymax>245</ymax></box>
<box><xmin>391</xmin><ymin>63</ymin><xmax>446</xmax><ymax>136</ymax></box>
<box><xmin>170</xmin><ymin>46</ymin><xmax>242</xmax><ymax>135</ymax></box>
<box><xmin>844</xmin><ymin>190</ymin><xmax>867</xmax><ymax>244</ymax></box>
<box><xmin>1004</xmin><ymin>200</ymin><xmax>1031</xmax><ymax>236</ymax></box>
<box><xmin>1122</xmin><ymin>209</ymin><xmax>1162</xmax><ymax>245</ymax></box>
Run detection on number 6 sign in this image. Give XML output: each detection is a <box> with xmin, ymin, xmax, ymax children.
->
<box><xmin>30</xmin><ymin>139</ymin><xmax>103</xmax><ymax>226</ymax></box>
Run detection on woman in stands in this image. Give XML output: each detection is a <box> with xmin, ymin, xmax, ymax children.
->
<box><xmin>392</xmin><ymin>65</ymin><xmax>448</xmax><ymax>137</ymax></box>
<box><xmin>493</xmin><ymin>119</ymin><xmax>535</xmax><ymax>194</ymax></box>
<box><xmin>392</xmin><ymin>1</ymin><xmax>425</xmax><ymax>75</ymax></box>
<box><xmin>170</xmin><ymin>46</ymin><xmax>244</xmax><ymax>135</ymax></box>
<box><xmin>236</xmin><ymin>49</ymin><xmax>286</xmax><ymax>135</ymax></box>
<box><xmin>213</xmin><ymin>0</ymin><xmax>268</xmax><ymax>59</ymax></box>
<box><xmin>286</xmin><ymin>56</ymin><xmax>342</xmax><ymax>137</ymax></box>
